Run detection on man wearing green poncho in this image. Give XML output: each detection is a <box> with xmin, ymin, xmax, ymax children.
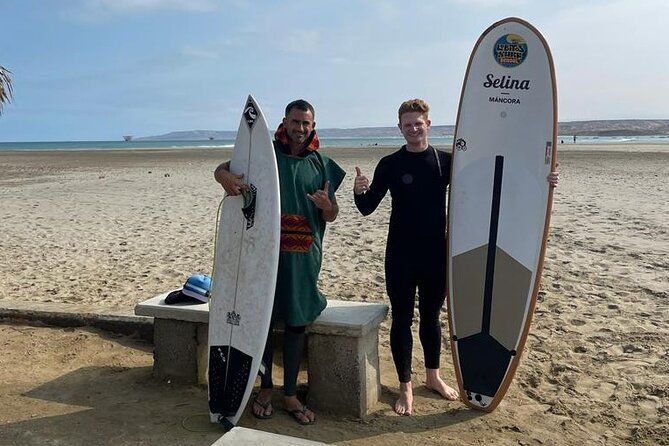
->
<box><xmin>214</xmin><ymin>99</ymin><xmax>345</xmax><ymax>425</ymax></box>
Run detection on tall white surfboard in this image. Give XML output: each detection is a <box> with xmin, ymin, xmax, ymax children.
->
<box><xmin>447</xmin><ymin>17</ymin><xmax>557</xmax><ymax>412</ymax></box>
<box><xmin>208</xmin><ymin>95</ymin><xmax>281</xmax><ymax>426</ymax></box>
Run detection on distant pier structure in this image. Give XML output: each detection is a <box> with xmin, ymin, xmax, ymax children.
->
<box><xmin>123</xmin><ymin>135</ymin><xmax>133</xmax><ymax>142</ymax></box>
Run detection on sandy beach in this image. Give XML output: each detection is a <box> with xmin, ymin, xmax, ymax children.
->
<box><xmin>0</xmin><ymin>145</ymin><xmax>667</xmax><ymax>445</ymax></box>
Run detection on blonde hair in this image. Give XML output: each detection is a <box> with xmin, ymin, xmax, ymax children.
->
<box><xmin>398</xmin><ymin>98</ymin><xmax>430</xmax><ymax>123</ymax></box>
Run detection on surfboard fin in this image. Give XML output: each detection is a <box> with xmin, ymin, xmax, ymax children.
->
<box><xmin>217</xmin><ymin>415</ymin><xmax>235</xmax><ymax>431</ymax></box>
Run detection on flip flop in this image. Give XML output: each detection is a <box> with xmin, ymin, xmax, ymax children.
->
<box><xmin>284</xmin><ymin>405</ymin><xmax>315</xmax><ymax>425</ymax></box>
<box><xmin>252</xmin><ymin>398</ymin><xmax>274</xmax><ymax>419</ymax></box>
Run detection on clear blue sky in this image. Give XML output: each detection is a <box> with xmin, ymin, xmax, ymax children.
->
<box><xmin>1</xmin><ymin>0</ymin><xmax>667</xmax><ymax>141</ymax></box>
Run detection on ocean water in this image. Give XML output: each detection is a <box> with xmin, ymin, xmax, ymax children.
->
<box><xmin>1</xmin><ymin>135</ymin><xmax>668</xmax><ymax>152</ymax></box>
<box><xmin>0</xmin><ymin>139</ymin><xmax>236</xmax><ymax>152</ymax></box>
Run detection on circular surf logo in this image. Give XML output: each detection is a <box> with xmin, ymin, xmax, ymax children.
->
<box><xmin>494</xmin><ymin>34</ymin><xmax>528</xmax><ymax>68</ymax></box>
<box><xmin>243</xmin><ymin>101</ymin><xmax>257</xmax><ymax>127</ymax></box>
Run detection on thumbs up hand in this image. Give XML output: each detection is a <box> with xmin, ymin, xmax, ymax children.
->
<box><xmin>353</xmin><ymin>166</ymin><xmax>369</xmax><ymax>195</ymax></box>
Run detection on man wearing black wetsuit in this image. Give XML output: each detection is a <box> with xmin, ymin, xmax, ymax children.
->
<box><xmin>353</xmin><ymin>99</ymin><xmax>459</xmax><ymax>415</ymax></box>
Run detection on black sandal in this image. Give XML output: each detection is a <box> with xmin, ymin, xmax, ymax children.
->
<box><xmin>284</xmin><ymin>405</ymin><xmax>315</xmax><ymax>425</ymax></box>
<box><xmin>252</xmin><ymin>398</ymin><xmax>273</xmax><ymax>419</ymax></box>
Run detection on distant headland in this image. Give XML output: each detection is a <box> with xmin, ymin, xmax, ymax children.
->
<box><xmin>137</xmin><ymin>119</ymin><xmax>669</xmax><ymax>141</ymax></box>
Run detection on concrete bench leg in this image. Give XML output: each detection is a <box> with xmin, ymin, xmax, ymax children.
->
<box><xmin>306</xmin><ymin>328</ymin><xmax>381</xmax><ymax>418</ymax></box>
<box><xmin>152</xmin><ymin>318</ymin><xmax>198</xmax><ymax>384</ymax></box>
<box><xmin>196</xmin><ymin>323</ymin><xmax>209</xmax><ymax>385</ymax></box>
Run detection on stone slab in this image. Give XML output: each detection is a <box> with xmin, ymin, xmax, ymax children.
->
<box><xmin>134</xmin><ymin>291</ymin><xmax>208</xmax><ymax>323</ymax></box>
<box><xmin>307</xmin><ymin>300</ymin><xmax>387</xmax><ymax>337</ymax></box>
<box><xmin>135</xmin><ymin>294</ymin><xmax>387</xmax><ymax>338</ymax></box>
<box><xmin>212</xmin><ymin>427</ymin><xmax>328</xmax><ymax>445</ymax></box>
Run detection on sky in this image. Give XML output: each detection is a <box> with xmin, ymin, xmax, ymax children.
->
<box><xmin>1</xmin><ymin>0</ymin><xmax>668</xmax><ymax>141</ymax></box>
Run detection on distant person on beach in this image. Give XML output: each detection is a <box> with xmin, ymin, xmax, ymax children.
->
<box><xmin>214</xmin><ymin>99</ymin><xmax>345</xmax><ymax>425</ymax></box>
<box><xmin>353</xmin><ymin>98</ymin><xmax>559</xmax><ymax>415</ymax></box>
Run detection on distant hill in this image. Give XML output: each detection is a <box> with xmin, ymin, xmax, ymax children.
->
<box><xmin>138</xmin><ymin>119</ymin><xmax>669</xmax><ymax>141</ymax></box>
<box><xmin>557</xmin><ymin>120</ymin><xmax>669</xmax><ymax>136</ymax></box>
<box><xmin>136</xmin><ymin>130</ymin><xmax>236</xmax><ymax>141</ymax></box>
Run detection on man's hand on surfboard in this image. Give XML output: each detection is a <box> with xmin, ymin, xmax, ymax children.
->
<box><xmin>353</xmin><ymin>166</ymin><xmax>369</xmax><ymax>195</ymax></box>
<box><xmin>214</xmin><ymin>162</ymin><xmax>246</xmax><ymax>196</ymax></box>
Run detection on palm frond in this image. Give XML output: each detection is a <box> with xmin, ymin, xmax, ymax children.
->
<box><xmin>0</xmin><ymin>66</ymin><xmax>15</xmax><ymax>115</ymax></box>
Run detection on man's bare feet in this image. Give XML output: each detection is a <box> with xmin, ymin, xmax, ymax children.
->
<box><xmin>283</xmin><ymin>395</ymin><xmax>315</xmax><ymax>425</ymax></box>
<box><xmin>252</xmin><ymin>388</ymin><xmax>274</xmax><ymax>419</ymax></box>
<box><xmin>425</xmin><ymin>368</ymin><xmax>459</xmax><ymax>400</ymax></box>
<box><xmin>394</xmin><ymin>381</ymin><xmax>413</xmax><ymax>415</ymax></box>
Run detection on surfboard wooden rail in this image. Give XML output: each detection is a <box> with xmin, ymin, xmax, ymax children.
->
<box><xmin>447</xmin><ymin>16</ymin><xmax>558</xmax><ymax>412</ymax></box>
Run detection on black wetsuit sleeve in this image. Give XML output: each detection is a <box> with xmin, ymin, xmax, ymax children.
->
<box><xmin>354</xmin><ymin>158</ymin><xmax>389</xmax><ymax>216</ymax></box>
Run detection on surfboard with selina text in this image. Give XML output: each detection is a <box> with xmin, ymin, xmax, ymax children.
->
<box><xmin>208</xmin><ymin>95</ymin><xmax>280</xmax><ymax>426</ymax></box>
<box><xmin>447</xmin><ymin>17</ymin><xmax>557</xmax><ymax>412</ymax></box>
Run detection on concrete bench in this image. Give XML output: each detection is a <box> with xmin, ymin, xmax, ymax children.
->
<box><xmin>135</xmin><ymin>292</ymin><xmax>388</xmax><ymax>418</ymax></box>
<box><xmin>212</xmin><ymin>427</ymin><xmax>328</xmax><ymax>445</ymax></box>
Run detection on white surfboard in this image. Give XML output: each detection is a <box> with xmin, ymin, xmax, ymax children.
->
<box><xmin>208</xmin><ymin>95</ymin><xmax>281</xmax><ymax>426</ymax></box>
<box><xmin>447</xmin><ymin>17</ymin><xmax>557</xmax><ymax>411</ymax></box>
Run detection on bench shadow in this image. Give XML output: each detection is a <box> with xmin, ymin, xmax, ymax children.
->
<box><xmin>4</xmin><ymin>363</ymin><xmax>488</xmax><ymax>446</ymax></box>
<box><xmin>3</xmin><ymin>365</ymin><xmax>223</xmax><ymax>446</ymax></box>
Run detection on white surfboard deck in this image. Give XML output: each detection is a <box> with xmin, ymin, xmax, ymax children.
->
<box><xmin>447</xmin><ymin>17</ymin><xmax>557</xmax><ymax>412</ymax></box>
<box><xmin>208</xmin><ymin>95</ymin><xmax>280</xmax><ymax>426</ymax></box>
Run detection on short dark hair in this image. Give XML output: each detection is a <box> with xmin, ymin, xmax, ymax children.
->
<box><xmin>285</xmin><ymin>99</ymin><xmax>315</xmax><ymax>118</ymax></box>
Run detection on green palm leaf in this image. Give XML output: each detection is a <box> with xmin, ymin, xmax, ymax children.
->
<box><xmin>0</xmin><ymin>66</ymin><xmax>14</xmax><ymax>115</ymax></box>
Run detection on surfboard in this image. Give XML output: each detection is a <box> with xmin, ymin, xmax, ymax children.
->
<box><xmin>447</xmin><ymin>17</ymin><xmax>557</xmax><ymax>412</ymax></box>
<box><xmin>208</xmin><ymin>95</ymin><xmax>281</xmax><ymax>426</ymax></box>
